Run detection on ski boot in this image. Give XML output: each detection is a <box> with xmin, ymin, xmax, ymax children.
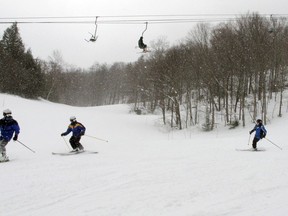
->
<box><xmin>0</xmin><ymin>152</ymin><xmax>9</xmax><ymax>162</ymax></box>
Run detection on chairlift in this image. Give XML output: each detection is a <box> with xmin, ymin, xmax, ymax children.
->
<box><xmin>85</xmin><ymin>16</ymin><xmax>99</xmax><ymax>42</ymax></box>
<box><xmin>138</xmin><ymin>22</ymin><xmax>149</xmax><ymax>52</ymax></box>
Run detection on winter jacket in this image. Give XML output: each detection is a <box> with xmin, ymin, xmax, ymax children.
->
<box><xmin>62</xmin><ymin>121</ymin><xmax>86</xmax><ymax>138</ymax></box>
<box><xmin>250</xmin><ymin>123</ymin><xmax>267</xmax><ymax>139</ymax></box>
<box><xmin>0</xmin><ymin>116</ymin><xmax>20</xmax><ymax>141</ymax></box>
<box><xmin>138</xmin><ymin>36</ymin><xmax>147</xmax><ymax>49</ymax></box>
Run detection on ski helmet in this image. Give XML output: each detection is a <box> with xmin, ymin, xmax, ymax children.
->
<box><xmin>70</xmin><ymin>116</ymin><xmax>76</xmax><ymax>122</ymax></box>
<box><xmin>256</xmin><ymin>119</ymin><xmax>262</xmax><ymax>123</ymax></box>
<box><xmin>3</xmin><ymin>109</ymin><xmax>12</xmax><ymax>116</ymax></box>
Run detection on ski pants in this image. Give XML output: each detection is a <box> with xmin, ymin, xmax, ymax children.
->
<box><xmin>69</xmin><ymin>136</ymin><xmax>83</xmax><ymax>150</ymax></box>
<box><xmin>0</xmin><ymin>139</ymin><xmax>9</xmax><ymax>156</ymax></box>
<box><xmin>252</xmin><ymin>137</ymin><xmax>260</xmax><ymax>149</ymax></box>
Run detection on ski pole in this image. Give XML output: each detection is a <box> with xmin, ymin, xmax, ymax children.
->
<box><xmin>264</xmin><ymin>137</ymin><xmax>282</xmax><ymax>150</ymax></box>
<box><xmin>248</xmin><ymin>134</ymin><xmax>251</xmax><ymax>146</ymax></box>
<box><xmin>84</xmin><ymin>134</ymin><xmax>108</xmax><ymax>142</ymax></box>
<box><xmin>62</xmin><ymin>136</ymin><xmax>71</xmax><ymax>150</ymax></box>
<box><xmin>16</xmin><ymin>140</ymin><xmax>36</xmax><ymax>153</ymax></box>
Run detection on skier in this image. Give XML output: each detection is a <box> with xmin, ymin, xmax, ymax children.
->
<box><xmin>138</xmin><ymin>36</ymin><xmax>148</xmax><ymax>52</ymax></box>
<box><xmin>0</xmin><ymin>109</ymin><xmax>20</xmax><ymax>162</ymax></box>
<box><xmin>61</xmin><ymin>116</ymin><xmax>86</xmax><ymax>152</ymax></box>
<box><xmin>249</xmin><ymin>119</ymin><xmax>267</xmax><ymax>150</ymax></box>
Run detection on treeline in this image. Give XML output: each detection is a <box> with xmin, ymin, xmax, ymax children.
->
<box><xmin>1</xmin><ymin>13</ymin><xmax>288</xmax><ymax>130</ymax></box>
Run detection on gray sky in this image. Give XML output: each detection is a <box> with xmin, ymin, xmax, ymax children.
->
<box><xmin>1</xmin><ymin>0</ymin><xmax>287</xmax><ymax>68</ymax></box>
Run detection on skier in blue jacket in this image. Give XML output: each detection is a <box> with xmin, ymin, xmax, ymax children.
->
<box><xmin>249</xmin><ymin>119</ymin><xmax>267</xmax><ymax>150</ymax></box>
<box><xmin>61</xmin><ymin>116</ymin><xmax>86</xmax><ymax>152</ymax></box>
<box><xmin>0</xmin><ymin>109</ymin><xmax>20</xmax><ymax>162</ymax></box>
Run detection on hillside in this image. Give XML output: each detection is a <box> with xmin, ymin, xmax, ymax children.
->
<box><xmin>0</xmin><ymin>93</ymin><xmax>287</xmax><ymax>216</ymax></box>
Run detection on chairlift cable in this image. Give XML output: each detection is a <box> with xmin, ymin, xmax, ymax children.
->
<box><xmin>0</xmin><ymin>14</ymin><xmax>288</xmax><ymax>25</ymax></box>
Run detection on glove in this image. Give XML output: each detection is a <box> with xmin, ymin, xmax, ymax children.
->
<box><xmin>80</xmin><ymin>131</ymin><xmax>85</xmax><ymax>136</ymax></box>
<box><xmin>13</xmin><ymin>134</ymin><xmax>18</xmax><ymax>141</ymax></box>
<box><xmin>61</xmin><ymin>133</ymin><xmax>65</xmax><ymax>136</ymax></box>
<box><xmin>249</xmin><ymin>131</ymin><xmax>253</xmax><ymax>135</ymax></box>
<box><xmin>263</xmin><ymin>134</ymin><xmax>266</xmax><ymax>138</ymax></box>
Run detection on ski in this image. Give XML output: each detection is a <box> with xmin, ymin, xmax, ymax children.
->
<box><xmin>236</xmin><ymin>148</ymin><xmax>265</xmax><ymax>152</ymax></box>
<box><xmin>137</xmin><ymin>51</ymin><xmax>151</xmax><ymax>54</ymax></box>
<box><xmin>52</xmin><ymin>150</ymin><xmax>98</xmax><ymax>156</ymax></box>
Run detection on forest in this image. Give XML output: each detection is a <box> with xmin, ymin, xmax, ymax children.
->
<box><xmin>1</xmin><ymin>13</ymin><xmax>288</xmax><ymax>130</ymax></box>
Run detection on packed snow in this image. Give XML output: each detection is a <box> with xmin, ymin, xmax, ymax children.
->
<box><xmin>0</xmin><ymin>93</ymin><xmax>287</xmax><ymax>216</ymax></box>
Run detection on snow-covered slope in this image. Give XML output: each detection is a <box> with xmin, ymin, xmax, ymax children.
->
<box><xmin>0</xmin><ymin>93</ymin><xmax>287</xmax><ymax>216</ymax></box>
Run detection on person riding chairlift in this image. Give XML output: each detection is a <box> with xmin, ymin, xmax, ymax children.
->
<box><xmin>138</xmin><ymin>36</ymin><xmax>148</xmax><ymax>52</ymax></box>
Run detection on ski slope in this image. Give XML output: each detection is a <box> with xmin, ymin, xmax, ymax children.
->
<box><xmin>0</xmin><ymin>93</ymin><xmax>287</xmax><ymax>216</ymax></box>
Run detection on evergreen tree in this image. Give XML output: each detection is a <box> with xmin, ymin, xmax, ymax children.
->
<box><xmin>0</xmin><ymin>22</ymin><xmax>44</xmax><ymax>98</ymax></box>
<box><xmin>1</xmin><ymin>22</ymin><xmax>25</xmax><ymax>59</ymax></box>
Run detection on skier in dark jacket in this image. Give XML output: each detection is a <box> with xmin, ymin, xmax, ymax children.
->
<box><xmin>0</xmin><ymin>109</ymin><xmax>20</xmax><ymax>162</ymax></box>
<box><xmin>61</xmin><ymin>116</ymin><xmax>86</xmax><ymax>152</ymax></box>
<box><xmin>138</xmin><ymin>36</ymin><xmax>148</xmax><ymax>52</ymax></box>
<box><xmin>249</xmin><ymin>119</ymin><xmax>267</xmax><ymax>150</ymax></box>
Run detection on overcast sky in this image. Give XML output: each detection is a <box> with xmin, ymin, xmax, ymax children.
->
<box><xmin>1</xmin><ymin>0</ymin><xmax>288</xmax><ymax>69</ymax></box>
